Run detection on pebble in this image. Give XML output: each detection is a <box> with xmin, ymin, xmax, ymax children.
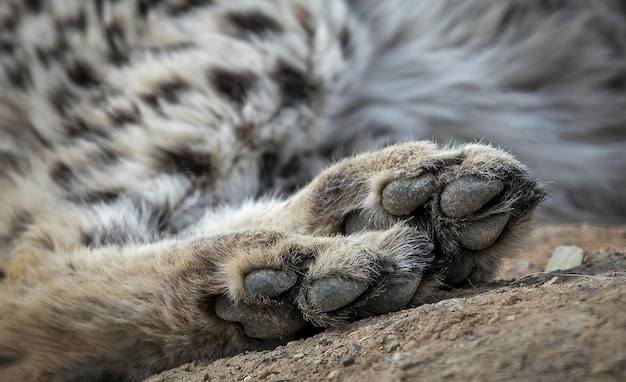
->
<box><xmin>341</xmin><ymin>355</ymin><xmax>356</xmax><ymax>367</ymax></box>
<box><xmin>385</xmin><ymin>341</ymin><xmax>400</xmax><ymax>352</ymax></box>
<box><xmin>434</xmin><ymin>298</ymin><xmax>464</xmax><ymax>311</ymax></box>
<box><xmin>545</xmin><ymin>245</ymin><xmax>584</xmax><ymax>272</ymax></box>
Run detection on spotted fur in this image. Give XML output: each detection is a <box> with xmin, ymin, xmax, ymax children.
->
<box><xmin>0</xmin><ymin>0</ymin><xmax>624</xmax><ymax>380</ymax></box>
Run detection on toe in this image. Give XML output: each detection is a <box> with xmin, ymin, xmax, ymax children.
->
<box><xmin>440</xmin><ymin>177</ymin><xmax>504</xmax><ymax>218</ymax></box>
<box><xmin>363</xmin><ymin>276</ymin><xmax>421</xmax><ymax>314</ymax></box>
<box><xmin>382</xmin><ymin>173</ymin><xmax>438</xmax><ymax>216</ymax></box>
<box><xmin>458</xmin><ymin>213</ymin><xmax>509</xmax><ymax>250</ymax></box>
<box><xmin>307</xmin><ymin>278</ymin><xmax>369</xmax><ymax>312</ymax></box>
<box><xmin>215</xmin><ymin>296</ymin><xmax>306</xmax><ymax>339</ymax></box>
<box><xmin>245</xmin><ymin>269</ymin><xmax>297</xmax><ymax>298</ymax></box>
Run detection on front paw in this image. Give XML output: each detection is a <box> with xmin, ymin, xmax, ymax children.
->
<box><xmin>292</xmin><ymin>141</ymin><xmax>545</xmax><ymax>284</ymax></box>
<box><xmin>214</xmin><ymin>227</ymin><xmax>433</xmax><ymax>340</ymax></box>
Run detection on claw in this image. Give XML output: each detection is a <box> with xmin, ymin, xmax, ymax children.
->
<box><xmin>440</xmin><ymin>177</ymin><xmax>504</xmax><ymax>218</ymax></box>
<box><xmin>445</xmin><ymin>257</ymin><xmax>476</xmax><ymax>284</ymax></box>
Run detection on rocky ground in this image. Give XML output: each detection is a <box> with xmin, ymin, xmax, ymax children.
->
<box><xmin>147</xmin><ymin>224</ymin><xmax>626</xmax><ymax>382</ymax></box>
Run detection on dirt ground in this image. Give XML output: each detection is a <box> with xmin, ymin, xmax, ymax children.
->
<box><xmin>147</xmin><ymin>224</ymin><xmax>626</xmax><ymax>382</ymax></box>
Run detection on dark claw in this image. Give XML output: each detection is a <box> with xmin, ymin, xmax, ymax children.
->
<box><xmin>382</xmin><ymin>173</ymin><xmax>438</xmax><ymax>216</ymax></box>
<box><xmin>458</xmin><ymin>213</ymin><xmax>509</xmax><ymax>250</ymax></box>
<box><xmin>245</xmin><ymin>269</ymin><xmax>297</xmax><ymax>298</ymax></box>
<box><xmin>307</xmin><ymin>278</ymin><xmax>369</xmax><ymax>312</ymax></box>
<box><xmin>215</xmin><ymin>296</ymin><xmax>306</xmax><ymax>339</ymax></box>
<box><xmin>445</xmin><ymin>257</ymin><xmax>476</xmax><ymax>284</ymax></box>
<box><xmin>363</xmin><ymin>275</ymin><xmax>421</xmax><ymax>314</ymax></box>
<box><xmin>440</xmin><ymin>177</ymin><xmax>504</xmax><ymax>218</ymax></box>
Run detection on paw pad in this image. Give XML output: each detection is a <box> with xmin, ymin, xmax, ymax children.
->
<box><xmin>245</xmin><ymin>269</ymin><xmax>297</xmax><ymax>297</ymax></box>
<box><xmin>215</xmin><ymin>297</ymin><xmax>306</xmax><ymax>339</ymax></box>
<box><xmin>306</xmin><ymin>278</ymin><xmax>369</xmax><ymax>312</ymax></box>
<box><xmin>382</xmin><ymin>173</ymin><xmax>438</xmax><ymax>216</ymax></box>
<box><xmin>458</xmin><ymin>213</ymin><xmax>509</xmax><ymax>250</ymax></box>
<box><xmin>363</xmin><ymin>276</ymin><xmax>421</xmax><ymax>314</ymax></box>
<box><xmin>440</xmin><ymin>177</ymin><xmax>504</xmax><ymax>218</ymax></box>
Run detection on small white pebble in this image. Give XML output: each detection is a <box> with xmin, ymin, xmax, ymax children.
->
<box><xmin>545</xmin><ymin>245</ymin><xmax>584</xmax><ymax>272</ymax></box>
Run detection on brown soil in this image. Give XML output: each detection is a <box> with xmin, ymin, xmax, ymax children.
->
<box><xmin>147</xmin><ymin>224</ymin><xmax>626</xmax><ymax>382</ymax></box>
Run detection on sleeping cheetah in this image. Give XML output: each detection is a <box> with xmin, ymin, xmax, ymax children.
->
<box><xmin>0</xmin><ymin>0</ymin><xmax>624</xmax><ymax>380</ymax></box>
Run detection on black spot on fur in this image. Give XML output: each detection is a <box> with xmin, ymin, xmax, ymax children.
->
<box><xmin>339</xmin><ymin>27</ymin><xmax>354</xmax><ymax>59</ymax></box>
<box><xmin>81</xmin><ymin>227</ymin><xmax>128</xmax><ymax>248</ymax></box>
<box><xmin>107</xmin><ymin>104</ymin><xmax>141</xmax><ymax>126</ymax></box>
<box><xmin>50</xmin><ymin>161</ymin><xmax>74</xmax><ymax>190</ymax></box>
<box><xmin>4</xmin><ymin>61</ymin><xmax>32</xmax><ymax>90</ymax></box>
<box><xmin>169</xmin><ymin>0</ymin><xmax>214</xmax><ymax>16</ymax></box>
<box><xmin>9</xmin><ymin>211</ymin><xmax>33</xmax><ymax>238</ymax></box>
<box><xmin>35</xmin><ymin>36</ymin><xmax>70</xmax><ymax>67</ymax></box>
<box><xmin>0</xmin><ymin>7</ymin><xmax>18</xmax><ymax>32</ymax></box>
<box><xmin>94</xmin><ymin>0</ymin><xmax>105</xmax><ymax>20</ymax></box>
<box><xmin>209</xmin><ymin>68</ymin><xmax>256</xmax><ymax>105</ymax></box>
<box><xmin>154</xmin><ymin>146</ymin><xmax>216</xmax><ymax>178</ymax></box>
<box><xmin>272</xmin><ymin>61</ymin><xmax>316</xmax><ymax>107</ymax></box>
<box><xmin>227</xmin><ymin>11</ymin><xmax>283</xmax><ymax>38</ymax></box>
<box><xmin>279</xmin><ymin>155</ymin><xmax>301</xmax><ymax>178</ymax></box>
<box><xmin>24</xmin><ymin>0</ymin><xmax>43</xmax><ymax>13</ymax></box>
<box><xmin>1</xmin><ymin>211</ymin><xmax>33</xmax><ymax>249</ymax></box>
<box><xmin>56</xmin><ymin>10</ymin><xmax>87</xmax><ymax>32</ymax></box>
<box><xmin>234</xmin><ymin>123</ymin><xmax>261</xmax><ymax>148</ymax></box>
<box><xmin>0</xmin><ymin>38</ymin><xmax>15</xmax><ymax>54</ymax></box>
<box><xmin>63</xmin><ymin>117</ymin><xmax>108</xmax><ymax>141</ymax></box>
<box><xmin>159</xmin><ymin>81</ymin><xmax>190</xmax><ymax>103</ymax></box>
<box><xmin>140</xmin><ymin>79</ymin><xmax>190</xmax><ymax>108</ymax></box>
<box><xmin>0</xmin><ymin>269</ymin><xmax>5</xmax><ymax>280</ymax></box>
<box><xmin>79</xmin><ymin>190</ymin><xmax>121</xmax><ymax>204</ymax></box>
<box><xmin>49</xmin><ymin>85</ymin><xmax>78</xmax><ymax>116</ymax></box>
<box><xmin>259</xmin><ymin>149</ymin><xmax>279</xmax><ymax>191</ymax></box>
<box><xmin>66</xmin><ymin>60</ymin><xmax>101</xmax><ymax>88</ymax></box>
<box><xmin>97</xmin><ymin>147</ymin><xmax>119</xmax><ymax>165</ymax></box>
<box><xmin>105</xmin><ymin>22</ymin><xmax>129</xmax><ymax>66</ymax></box>
<box><xmin>138</xmin><ymin>0</ymin><xmax>167</xmax><ymax>18</ymax></box>
<box><xmin>148</xmin><ymin>204</ymin><xmax>172</xmax><ymax>233</ymax></box>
